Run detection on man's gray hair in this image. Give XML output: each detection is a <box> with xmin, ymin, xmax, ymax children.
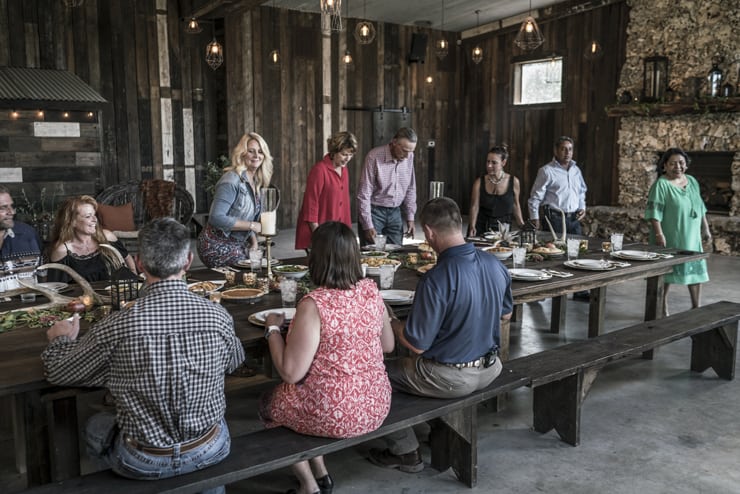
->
<box><xmin>394</xmin><ymin>127</ymin><xmax>418</xmax><ymax>143</ymax></box>
<box><xmin>419</xmin><ymin>197</ymin><xmax>462</xmax><ymax>234</ymax></box>
<box><xmin>138</xmin><ymin>217</ymin><xmax>190</xmax><ymax>278</ymax></box>
<box><xmin>554</xmin><ymin>136</ymin><xmax>574</xmax><ymax>147</ymax></box>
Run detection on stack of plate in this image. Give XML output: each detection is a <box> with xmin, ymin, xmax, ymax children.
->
<box><xmin>508</xmin><ymin>269</ymin><xmax>552</xmax><ymax>281</ymax></box>
<box><xmin>380</xmin><ymin>290</ymin><xmax>415</xmax><ymax>305</ymax></box>
<box><xmin>611</xmin><ymin>250</ymin><xmax>659</xmax><ymax>261</ymax></box>
<box><xmin>249</xmin><ymin>307</ymin><xmax>297</xmax><ymax>326</ymax></box>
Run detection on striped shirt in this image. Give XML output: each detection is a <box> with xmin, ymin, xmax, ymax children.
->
<box><xmin>42</xmin><ymin>280</ymin><xmax>245</xmax><ymax>448</ymax></box>
<box><xmin>357</xmin><ymin>144</ymin><xmax>417</xmax><ymax>231</ymax></box>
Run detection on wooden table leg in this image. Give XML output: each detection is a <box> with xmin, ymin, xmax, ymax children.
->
<box><xmin>550</xmin><ymin>295</ymin><xmax>567</xmax><ymax>333</ymax></box>
<box><xmin>587</xmin><ymin>287</ymin><xmax>607</xmax><ymax>338</ymax></box>
<box><xmin>511</xmin><ymin>304</ymin><xmax>523</xmax><ymax>323</ymax></box>
<box><xmin>46</xmin><ymin>395</ymin><xmax>81</xmax><ymax>481</ymax></box>
<box><xmin>429</xmin><ymin>406</ymin><xmax>478</xmax><ymax>487</ymax></box>
<box><xmin>642</xmin><ymin>275</ymin><xmax>665</xmax><ymax>359</ymax></box>
<box><xmin>14</xmin><ymin>390</ymin><xmax>52</xmax><ymax>486</ymax></box>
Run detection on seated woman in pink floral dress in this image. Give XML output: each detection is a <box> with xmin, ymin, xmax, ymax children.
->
<box><xmin>260</xmin><ymin>221</ymin><xmax>395</xmax><ymax>494</ymax></box>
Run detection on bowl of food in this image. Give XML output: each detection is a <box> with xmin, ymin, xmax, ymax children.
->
<box><xmin>361</xmin><ymin>250</ymin><xmax>389</xmax><ymax>259</ymax></box>
<box><xmin>272</xmin><ymin>264</ymin><xmax>310</xmax><ymax>279</ymax></box>
<box><xmin>483</xmin><ymin>246</ymin><xmax>513</xmax><ymax>260</ymax></box>
<box><xmin>362</xmin><ymin>257</ymin><xmax>402</xmax><ymax>276</ymax></box>
<box><xmin>221</xmin><ymin>288</ymin><xmax>265</xmax><ymax>302</ymax></box>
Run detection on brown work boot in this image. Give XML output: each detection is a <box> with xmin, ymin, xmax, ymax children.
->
<box><xmin>368</xmin><ymin>448</ymin><xmax>424</xmax><ymax>473</ymax></box>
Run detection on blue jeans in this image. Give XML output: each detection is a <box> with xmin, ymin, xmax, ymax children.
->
<box><xmin>544</xmin><ymin>208</ymin><xmax>582</xmax><ymax>235</ymax></box>
<box><xmin>86</xmin><ymin>412</ymin><xmax>229</xmax><ymax>494</ymax></box>
<box><xmin>370</xmin><ymin>205</ymin><xmax>404</xmax><ymax>246</ymax></box>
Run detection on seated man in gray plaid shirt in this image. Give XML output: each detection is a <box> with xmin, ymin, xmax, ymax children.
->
<box><xmin>43</xmin><ymin>217</ymin><xmax>244</xmax><ymax>494</ymax></box>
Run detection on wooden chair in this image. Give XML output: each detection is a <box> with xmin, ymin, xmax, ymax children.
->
<box><xmin>95</xmin><ymin>180</ymin><xmax>195</xmax><ymax>252</ymax></box>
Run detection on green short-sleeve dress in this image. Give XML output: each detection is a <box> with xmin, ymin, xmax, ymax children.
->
<box><xmin>644</xmin><ymin>175</ymin><xmax>708</xmax><ymax>285</ymax></box>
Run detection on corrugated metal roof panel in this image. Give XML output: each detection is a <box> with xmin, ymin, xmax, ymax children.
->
<box><xmin>0</xmin><ymin>67</ymin><xmax>107</xmax><ymax>104</ymax></box>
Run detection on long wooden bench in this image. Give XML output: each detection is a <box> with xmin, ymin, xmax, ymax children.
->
<box><xmin>22</xmin><ymin>301</ymin><xmax>740</xmax><ymax>493</ymax></box>
<box><xmin>507</xmin><ymin>300</ymin><xmax>740</xmax><ymax>447</ymax></box>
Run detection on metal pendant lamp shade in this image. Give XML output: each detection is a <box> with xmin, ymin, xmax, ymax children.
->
<box><xmin>206</xmin><ymin>37</ymin><xmax>224</xmax><ymax>70</ymax></box>
<box><xmin>354</xmin><ymin>0</ymin><xmax>375</xmax><ymax>44</ymax></box>
<box><xmin>514</xmin><ymin>15</ymin><xmax>545</xmax><ymax>51</ymax></box>
<box><xmin>185</xmin><ymin>18</ymin><xmax>203</xmax><ymax>34</ymax></box>
<box><xmin>435</xmin><ymin>0</ymin><xmax>448</xmax><ymax>60</ymax></box>
<box><xmin>321</xmin><ymin>0</ymin><xmax>343</xmax><ymax>31</ymax></box>
<box><xmin>471</xmin><ymin>10</ymin><xmax>483</xmax><ymax>64</ymax></box>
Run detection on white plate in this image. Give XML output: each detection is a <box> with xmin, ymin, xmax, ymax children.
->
<box><xmin>564</xmin><ymin>260</ymin><xmax>617</xmax><ymax>271</ymax></box>
<box><xmin>37</xmin><ymin>282</ymin><xmax>69</xmax><ymax>293</ymax></box>
<box><xmin>364</xmin><ymin>243</ymin><xmax>403</xmax><ymax>252</ymax></box>
<box><xmin>508</xmin><ymin>269</ymin><xmax>552</xmax><ymax>281</ymax></box>
<box><xmin>380</xmin><ymin>290</ymin><xmax>415</xmax><ymax>305</ymax></box>
<box><xmin>236</xmin><ymin>258</ymin><xmax>280</xmax><ymax>268</ymax></box>
<box><xmin>187</xmin><ymin>280</ymin><xmax>226</xmax><ymax>294</ymax></box>
<box><xmin>252</xmin><ymin>307</ymin><xmax>297</xmax><ymax>324</ymax></box>
<box><xmin>611</xmin><ymin>250</ymin><xmax>659</xmax><ymax>261</ymax></box>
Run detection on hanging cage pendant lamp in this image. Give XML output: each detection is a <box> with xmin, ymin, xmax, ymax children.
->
<box><xmin>268</xmin><ymin>1</ymin><xmax>280</xmax><ymax>68</ymax></box>
<box><xmin>185</xmin><ymin>17</ymin><xmax>203</xmax><ymax>34</ymax></box>
<box><xmin>321</xmin><ymin>0</ymin><xmax>343</xmax><ymax>32</ymax></box>
<box><xmin>354</xmin><ymin>0</ymin><xmax>376</xmax><ymax>44</ymax></box>
<box><xmin>514</xmin><ymin>0</ymin><xmax>544</xmax><ymax>51</ymax></box>
<box><xmin>435</xmin><ymin>0</ymin><xmax>448</xmax><ymax>60</ymax></box>
<box><xmin>206</xmin><ymin>37</ymin><xmax>224</xmax><ymax>70</ymax></box>
<box><xmin>471</xmin><ymin>10</ymin><xmax>483</xmax><ymax>64</ymax></box>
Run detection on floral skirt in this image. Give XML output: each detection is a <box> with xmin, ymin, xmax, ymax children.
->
<box><xmin>197</xmin><ymin>224</ymin><xmax>248</xmax><ymax>268</ymax></box>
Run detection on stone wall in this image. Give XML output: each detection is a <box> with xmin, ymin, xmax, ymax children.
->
<box><xmin>584</xmin><ymin>0</ymin><xmax>740</xmax><ymax>255</ymax></box>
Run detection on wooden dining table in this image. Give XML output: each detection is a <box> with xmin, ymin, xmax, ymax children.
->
<box><xmin>0</xmin><ymin>241</ymin><xmax>708</xmax><ymax>486</ymax></box>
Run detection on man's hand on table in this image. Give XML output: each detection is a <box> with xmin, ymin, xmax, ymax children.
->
<box><xmin>47</xmin><ymin>313</ymin><xmax>80</xmax><ymax>342</ymax></box>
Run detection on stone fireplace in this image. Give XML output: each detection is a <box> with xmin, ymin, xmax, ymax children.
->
<box><xmin>583</xmin><ymin>0</ymin><xmax>740</xmax><ymax>255</ymax></box>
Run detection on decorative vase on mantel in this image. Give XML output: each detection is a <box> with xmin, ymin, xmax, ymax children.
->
<box><xmin>707</xmin><ymin>60</ymin><xmax>723</xmax><ymax>97</ymax></box>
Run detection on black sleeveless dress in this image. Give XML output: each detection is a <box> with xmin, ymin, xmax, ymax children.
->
<box><xmin>475</xmin><ymin>174</ymin><xmax>514</xmax><ymax>233</ymax></box>
<box><xmin>47</xmin><ymin>240</ymin><xmax>129</xmax><ymax>283</ymax></box>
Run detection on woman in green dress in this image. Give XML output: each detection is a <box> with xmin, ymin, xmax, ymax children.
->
<box><xmin>644</xmin><ymin>148</ymin><xmax>712</xmax><ymax>316</ymax></box>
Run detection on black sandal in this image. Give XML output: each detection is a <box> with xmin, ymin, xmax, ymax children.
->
<box><xmin>316</xmin><ymin>474</ymin><xmax>334</xmax><ymax>494</ymax></box>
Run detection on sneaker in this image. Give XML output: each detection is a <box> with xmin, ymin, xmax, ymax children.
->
<box><xmin>368</xmin><ymin>448</ymin><xmax>424</xmax><ymax>473</ymax></box>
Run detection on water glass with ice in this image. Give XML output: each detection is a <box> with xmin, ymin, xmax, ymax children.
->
<box><xmin>512</xmin><ymin>247</ymin><xmax>527</xmax><ymax>268</ymax></box>
<box><xmin>249</xmin><ymin>248</ymin><xmax>263</xmax><ymax>272</ymax></box>
<box><xmin>379</xmin><ymin>264</ymin><xmax>395</xmax><ymax>290</ymax></box>
<box><xmin>566</xmin><ymin>239</ymin><xmax>580</xmax><ymax>260</ymax></box>
<box><xmin>610</xmin><ymin>233</ymin><xmax>624</xmax><ymax>252</ymax></box>
<box><xmin>279</xmin><ymin>279</ymin><xmax>298</xmax><ymax>308</ymax></box>
<box><xmin>374</xmin><ymin>234</ymin><xmax>387</xmax><ymax>251</ymax></box>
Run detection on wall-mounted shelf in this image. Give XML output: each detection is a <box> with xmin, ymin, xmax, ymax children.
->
<box><xmin>606</xmin><ymin>97</ymin><xmax>740</xmax><ymax>117</ymax></box>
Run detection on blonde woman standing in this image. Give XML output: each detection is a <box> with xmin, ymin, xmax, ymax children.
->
<box><xmin>198</xmin><ymin>132</ymin><xmax>274</xmax><ymax>268</ymax></box>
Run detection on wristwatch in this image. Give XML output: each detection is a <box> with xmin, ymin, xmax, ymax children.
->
<box><xmin>264</xmin><ymin>325</ymin><xmax>281</xmax><ymax>340</ymax></box>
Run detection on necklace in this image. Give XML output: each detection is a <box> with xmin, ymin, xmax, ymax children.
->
<box><xmin>487</xmin><ymin>173</ymin><xmax>505</xmax><ymax>186</ymax></box>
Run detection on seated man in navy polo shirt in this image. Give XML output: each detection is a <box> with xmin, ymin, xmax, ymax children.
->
<box><xmin>368</xmin><ymin>197</ymin><xmax>513</xmax><ymax>473</ymax></box>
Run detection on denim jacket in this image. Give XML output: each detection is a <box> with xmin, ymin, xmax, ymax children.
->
<box><xmin>208</xmin><ymin>171</ymin><xmax>261</xmax><ymax>243</ymax></box>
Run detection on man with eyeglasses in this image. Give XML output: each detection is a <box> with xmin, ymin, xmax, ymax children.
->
<box><xmin>0</xmin><ymin>185</ymin><xmax>42</xmax><ymax>261</ymax></box>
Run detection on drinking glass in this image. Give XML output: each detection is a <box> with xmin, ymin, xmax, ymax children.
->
<box><xmin>361</xmin><ymin>263</ymin><xmax>368</xmax><ymax>277</ymax></box>
<box><xmin>249</xmin><ymin>248</ymin><xmax>263</xmax><ymax>272</ymax></box>
<box><xmin>567</xmin><ymin>239</ymin><xmax>580</xmax><ymax>260</ymax></box>
<box><xmin>379</xmin><ymin>264</ymin><xmax>395</xmax><ymax>289</ymax></box>
<box><xmin>20</xmin><ymin>292</ymin><xmax>37</xmax><ymax>303</ymax></box>
<box><xmin>374</xmin><ymin>234</ymin><xmax>387</xmax><ymax>251</ymax></box>
<box><xmin>429</xmin><ymin>181</ymin><xmax>445</xmax><ymax>199</ymax></box>
<box><xmin>279</xmin><ymin>279</ymin><xmax>298</xmax><ymax>308</ymax></box>
<box><xmin>610</xmin><ymin>233</ymin><xmax>624</xmax><ymax>252</ymax></box>
<box><xmin>512</xmin><ymin>247</ymin><xmax>527</xmax><ymax>268</ymax></box>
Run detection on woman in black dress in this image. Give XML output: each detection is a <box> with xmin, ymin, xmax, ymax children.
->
<box><xmin>468</xmin><ymin>145</ymin><xmax>524</xmax><ymax>237</ymax></box>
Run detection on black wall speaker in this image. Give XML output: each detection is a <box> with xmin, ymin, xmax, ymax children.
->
<box><xmin>408</xmin><ymin>33</ymin><xmax>428</xmax><ymax>64</ymax></box>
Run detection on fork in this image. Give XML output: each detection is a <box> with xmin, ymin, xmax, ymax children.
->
<box><xmin>542</xmin><ymin>269</ymin><xmax>573</xmax><ymax>278</ymax></box>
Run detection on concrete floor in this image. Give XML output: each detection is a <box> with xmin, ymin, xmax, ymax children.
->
<box><xmin>2</xmin><ymin>225</ymin><xmax>739</xmax><ymax>493</ymax></box>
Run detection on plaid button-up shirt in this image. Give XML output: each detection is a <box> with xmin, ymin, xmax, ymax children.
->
<box><xmin>42</xmin><ymin>280</ymin><xmax>245</xmax><ymax>447</ymax></box>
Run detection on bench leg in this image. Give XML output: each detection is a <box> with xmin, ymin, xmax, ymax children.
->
<box><xmin>429</xmin><ymin>406</ymin><xmax>477</xmax><ymax>487</ymax></box>
<box><xmin>550</xmin><ymin>295</ymin><xmax>567</xmax><ymax>334</ymax></box>
<box><xmin>690</xmin><ymin>323</ymin><xmax>738</xmax><ymax>380</ymax></box>
<box><xmin>532</xmin><ymin>372</ymin><xmax>582</xmax><ymax>446</ymax></box>
<box><xmin>641</xmin><ymin>275</ymin><xmax>665</xmax><ymax>360</ymax></box>
<box><xmin>46</xmin><ymin>395</ymin><xmax>81</xmax><ymax>481</ymax></box>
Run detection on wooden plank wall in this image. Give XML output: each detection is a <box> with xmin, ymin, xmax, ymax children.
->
<box><xmin>0</xmin><ymin>0</ymin><xmax>628</xmax><ymax>230</ymax></box>
<box><xmin>224</xmin><ymin>6</ymin><xmax>459</xmax><ymax>228</ymax></box>
<box><xmin>457</xmin><ymin>1</ymin><xmax>628</xmax><ymax>217</ymax></box>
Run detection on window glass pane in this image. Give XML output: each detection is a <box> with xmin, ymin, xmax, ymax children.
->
<box><xmin>514</xmin><ymin>57</ymin><xmax>562</xmax><ymax>105</ymax></box>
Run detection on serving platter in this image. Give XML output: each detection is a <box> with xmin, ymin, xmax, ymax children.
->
<box><xmin>416</xmin><ymin>264</ymin><xmax>435</xmax><ymax>275</ymax></box>
<box><xmin>235</xmin><ymin>258</ymin><xmax>281</xmax><ymax>268</ymax></box>
<box><xmin>248</xmin><ymin>307</ymin><xmax>297</xmax><ymax>326</ymax></box>
<box><xmin>363</xmin><ymin>258</ymin><xmax>402</xmax><ymax>276</ymax></box>
<box><xmin>187</xmin><ymin>280</ymin><xmax>226</xmax><ymax>295</ymax></box>
<box><xmin>508</xmin><ymin>268</ymin><xmax>552</xmax><ymax>281</ymax></box>
<box><xmin>363</xmin><ymin>243</ymin><xmax>403</xmax><ymax>252</ymax></box>
<box><xmin>611</xmin><ymin>250</ymin><xmax>659</xmax><ymax>261</ymax></box>
<box><xmin>36</xmin><ymin>282</ymin><xmax>70</xmax><ymax>293</ymax></box>
<box><xmin>563</xmin><ymin>259</ymin><xmax>617</xmax><ymax>271</ymax></box>
<box><xmin>380</xmin><ymin>289</ymin><xmax>415</xmax><ymax>305</ymax></box>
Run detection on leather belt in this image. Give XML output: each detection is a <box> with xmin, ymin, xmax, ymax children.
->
<box><xmin>124</xmin><ymin>423</ymin><xmax>219</xmax><ymax>456</ymax></box>
<box><xmin>441</xmin><ymin>350</ymin><xmax>498</xmax><ymax>369</ymax></box>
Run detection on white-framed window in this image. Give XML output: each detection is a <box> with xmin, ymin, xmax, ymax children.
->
<box><xmin>512</xmin><ymin>56</ymin><xmax>563</xmax><ymax>105</ymax></box>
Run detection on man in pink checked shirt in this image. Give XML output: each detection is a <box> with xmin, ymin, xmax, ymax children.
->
<box><xmin>357</xmin><ymin>127</ymin><xmax>418</xmax><ymax>246</ymax></box>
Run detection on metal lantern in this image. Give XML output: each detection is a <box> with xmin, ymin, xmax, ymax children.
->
<box><xmin>707</xmin><ymin>62</ymin><xmax>723</xmax><ymax>97</ymax></box>
<box><xmin>520</xmin><ymin>225</ymin><xmax>537</xmax><ymax>247</ymax></box>
<box><xmin>111</xmin><ymin>266</ymin><xmax>139</xmax><ymax>310</ymax></box>
<box><xmin>643</xmin><ymin>56</ymin><xmax>668</xmax><ymax>102</ymax></box>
